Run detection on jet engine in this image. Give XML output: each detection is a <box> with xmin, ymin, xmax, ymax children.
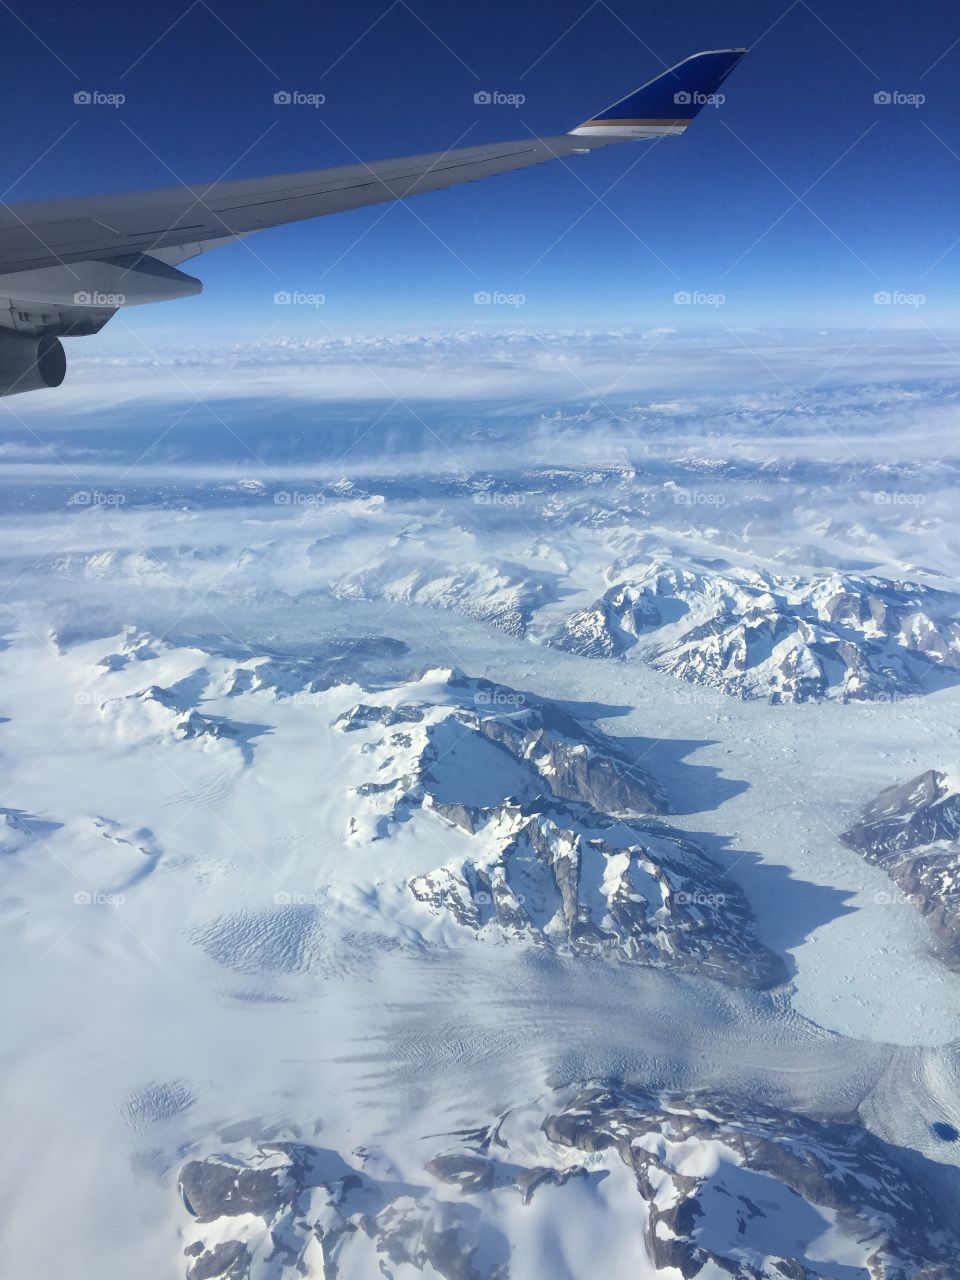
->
<box><xmin>0</xmin><ymin>329</ymin><xmax>66</xmax><ymax>396</ymax></box>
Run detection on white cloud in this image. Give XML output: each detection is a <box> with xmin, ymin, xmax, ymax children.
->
<box><xmin>8</xmin><ymin>326</ymin><xmax>960</xmax><ymax>417</ymax></box>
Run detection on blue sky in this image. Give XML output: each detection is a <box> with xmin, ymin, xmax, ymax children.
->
<box><xmin>2</xmin><ymin>0</ymin><xmax>960</xmax><ymax>344</ymax></box>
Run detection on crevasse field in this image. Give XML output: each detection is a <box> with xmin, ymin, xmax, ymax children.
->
<box><xmin>3</xmin><ymin>329</ymin><xmax>960</xmax><ymax>1279</ymax></box>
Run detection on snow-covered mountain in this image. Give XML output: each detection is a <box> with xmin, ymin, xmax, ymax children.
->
<box><xmin>0</xmin><ymin>626</ymin><xmax>781</xmax><ymax>991</ymax></box>
<box><xmin>548</xmin><ymin>562</ymin><xmax>960</xmax><ymax>703</ymax></box>
<box><xmin>56</xmin><ymin>540</ymin><xmax>960</xmax><ymax>704</ymax></box>
<box><xmin>335</xmin><ymin>672</ymin><xmax>786</xmax><ymax>988</ymax></box>
<box><xmin>12</xmin><ymin>445</ymin><xmax>960</xmax><ymax>708</ymax></box>
<box><xmin>542</xmin><ymin>1086</ymin><xmax>960</xmax><ymax>1280</ymax></box>
<box><xmin>325</xmin><ymin>523</ymin><xmax>960</xmax><ymax>703</ymax></box>
<box><xmin>334</xmin><ymin>557</ymin><xmax>556</xmax><ymax>639</ymax></box>
<box><xmin>843</xmin><ymin>769</ymin><xmax>960</xmax><ymax>970</ymax></box>
<box><xmin>176</xmin><ymin>1085</ymin><xmax>960</xmax><ymax>1280</ymax></box>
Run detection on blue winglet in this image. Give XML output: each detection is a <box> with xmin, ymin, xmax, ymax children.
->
<box><xmin>571</xmin><ymin>48</ymin><xmax>748</xmax><ymax>138</ymax></box>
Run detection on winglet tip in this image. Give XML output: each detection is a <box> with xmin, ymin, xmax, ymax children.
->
<box><xmin>570</xmin><ymin>46</ymin><xmax>749</xmax><ymax>139</ymax></box>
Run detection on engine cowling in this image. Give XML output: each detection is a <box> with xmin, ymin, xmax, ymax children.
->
<box><xmin>0</xmin><ymin>329</ymin><xmax>66</xmax><ymax>396</ymax></box>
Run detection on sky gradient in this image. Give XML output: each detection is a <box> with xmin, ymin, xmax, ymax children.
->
<box><xmin>1</xmin><ymin>0</ymin><xmax>959</xmax><ymax>345</ymax></box>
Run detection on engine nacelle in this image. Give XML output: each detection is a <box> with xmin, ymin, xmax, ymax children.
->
<box><xmin>0</xmin><ymin>329</ymin><xmax>66</xmax><ymax>396</ymax></box>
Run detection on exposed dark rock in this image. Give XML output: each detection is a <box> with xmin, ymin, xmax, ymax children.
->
<box><xmin>179</xmin><ymin>1148</ymin><xmax>305</xmax><ymax>1222</ymax></box>
<box><xmin>364</xmin><ymin>1199</ymin><xmax>497</xmax><ymax>1280</ymax></box>
<box><xmin>549</xmin><ymin>584</ymin><xmax>663</xmax><ymax>659</ymax></box>
<box><xmin>475</xmin><ymin>699</ymin><xmax>665</xmax><ymax>816</ymax></box>
<box><xmin>337</xmin><ymin>703</ymin><xmax>424</xmax><ymax>732</ymax></box>
<box><xmin>411</xmin><ymin>804</ymin><xmax>787</xmax><ymax>990</ymax></box>
<box><xmin>425</xmin><ymin>1154</ymin><xmax>495</xmax><ymax>1194</ymax></box>
<box><xmin>513</xmin><ymin>1164</ymin><xmax>587</xmax><ymax>1204</ymax></box>
<box><xmin>177</xmin><ymin>1101</ymin><xmax>960</xmax><ymax>1280</ymax></box>
<box><xmin>842</xmin><ymin>768</ymin><xmax>960</xmax><ymax>970</ymax></box>
<box><xmin>179</xmin><ymin>1139</ymin><xmax>510</xmax><ymax>1280</ymax></box>
<box><xmin>544</xmin><ymin>1085</ymin><xmax>960</xmax><ymax>1280</ymax></box>
<box><xmin>186</xmin><ymin>1240</ymin><xmax>251</xmax><ymax>1280</ymax></box>
<box><xmin>842</xmin><ymin>769</ymin><xmax>960</xmax><ymax>854</ymax></box>
<box><xmin>178</xmin><ymin>709</ymin><xmax>236</xmax><ymax>740</ymax></box>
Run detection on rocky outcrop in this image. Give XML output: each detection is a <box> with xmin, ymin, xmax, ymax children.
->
<box><xmin>548</xmin><ymin>562</ymin><xmax>960</xmax><ymax>703</ymax></box>
<box><xmin>843</xmin><ymin>769</ymin><xmax>960</xmax><ymax>853</ymax></box>
<box><xmin>336</xmin><ymin>702</ymin><xmax>425</xmax><ymax>731</ymax></box>
<box><xmin>424</xmin><ymin>1154</ymin><xmax>495</xmax><ymax>1194</ymax></box>
<box><xmin>471</xmin><ymin>692</ymin><xmax>664</xmax><ymax>816</ymax></box>
<box><xmin>410</xmin><ymin>803</ymin><xmax>787</xmax><ymax>989</ymax></box>
<box><xmin>513</xmin><ymin>1164</ymin><xmax>587</xmax><ymax>1205</ymax></box>
<box><xmin>177</xmin><ymin>1095</ymin><xmax>960</xmax><ymax>1280</ymax></box>
<box><xmin>544</xmin><ymin>1086</ymin><xmax>960</xmax><ymax>1279</ymax></box>
<box><xmin>185</xmin><ymin>1240</ymin><xmax>249</xmax><ymax>1280</ymax></box>
<box><xmin>177</xmin><ymin>1139</ymin><xmax>515</xmax><ymax>1280</ymax></box>
<box><xmin>842</xmin><ymin>769</ymin><xmax>960</xmax><ymax>970</ymax></box>
<box><xmin>336</xmin><ymin>671</ymin><xmax>783</xmax><ymax>989</ymax></box>
<box><xmin>179</xmin><ymin>1146</ymin><xmax>306</xmax><ymax>1222</ymax></box>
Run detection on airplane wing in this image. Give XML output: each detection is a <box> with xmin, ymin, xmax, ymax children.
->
<box><xmin>0</xmin><ymin>48</ymin><xmax>747</xmax><ymax>396</ymax></box>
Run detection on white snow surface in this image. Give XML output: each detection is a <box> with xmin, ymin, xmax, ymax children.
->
<box><xmin>4</xmin><ymin>360</ymin><xmax>960</xmax><ymax>1277</ymax></box>
<box><xmin>1</xmin><ymin>617</ymin><xmax>959</xmax><ymax>1278</ymax></box>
